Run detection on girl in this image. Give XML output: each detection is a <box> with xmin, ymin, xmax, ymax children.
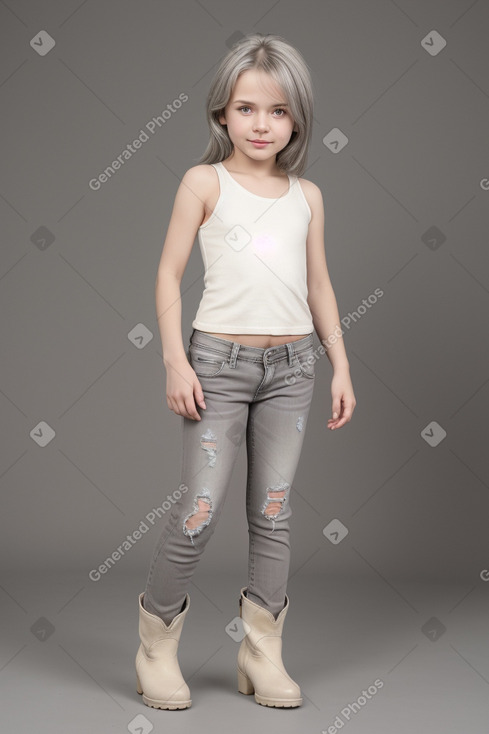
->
<box><xmin>135</xmin><ymin>32</ymin><xmax>356</xmax><ymax>710</ymax></box>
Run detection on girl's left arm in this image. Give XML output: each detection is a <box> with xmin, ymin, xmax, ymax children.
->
<box><xmin>301</xmin><ymin>179</ymin><xmax>356</xmax><ymax>430</ymax></box>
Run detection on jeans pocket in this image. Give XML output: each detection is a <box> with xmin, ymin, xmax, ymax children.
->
<box><xmin>189</xmin><ymin>344</ymin><xmax>227</xmax><ymax>377</ymax></box>
<box><xmin>294</xmin><ymin>349</ymin><xmax>315</xmax><ymax>379</ymax></box>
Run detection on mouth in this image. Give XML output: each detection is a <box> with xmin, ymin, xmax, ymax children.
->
<box><xmin>249</xmin><ymin>140</ymin><xmax>271</xmax><ymax>146</ymax></box>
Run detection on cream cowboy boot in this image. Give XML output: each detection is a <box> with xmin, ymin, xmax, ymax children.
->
<box><xmin>135</xmin><ymin>592</ymin><xmax>192</xmax><ymax>709</ymax></box>
<box><xmin>237</xmin><ymin>586</ymin><xmax>302</xmax><ymax>707</ymax></box>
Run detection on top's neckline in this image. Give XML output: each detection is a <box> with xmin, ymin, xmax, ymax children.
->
<box><xmin>216</xmin><ymin>161</ymin><xmax>293</xmax><ymax>201</ymax></box>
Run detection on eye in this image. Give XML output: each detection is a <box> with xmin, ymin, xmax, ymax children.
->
<box><xmin>273</xmin><ymin>108</ymin><xmax>287</xmax><ymax>117</ymax></box>
<box><xmin>238</xmin><ymin>106</ymin><xmax>251</xmax><ymax>113</ymax></box>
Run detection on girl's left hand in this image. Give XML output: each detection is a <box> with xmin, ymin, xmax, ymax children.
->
<box><xmin>327</xmin><ymin>368</ymin><xmax>356</xmax><ymax>430</ymax></box>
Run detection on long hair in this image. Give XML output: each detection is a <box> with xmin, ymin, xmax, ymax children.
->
<box><xmin>197</xmin><ymin>33</ymin><xmax>314</xmax><ymax>177</ymax></box>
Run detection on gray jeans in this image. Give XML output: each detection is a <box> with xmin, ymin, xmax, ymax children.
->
<box><xmin>143</xmin><ymin>328</ymin><xmax>316</xmax><ymax>624</ymax></box>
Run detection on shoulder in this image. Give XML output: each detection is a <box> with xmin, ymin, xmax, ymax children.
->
<box><xmin>297</xmin><ymin>177</ymin><xmax>322</xmax><ymax>203</ymax></box>
<box><xmin>296</xmin><ymin>177</ymin><xmax>323</xmax><ymax>219</ymax></box>
<box><xmin>180</xmin><ymin>163</ymin><xmax>218</xmax><ymax>202</ymax></box>
<box><xmin>181</xmin><ymin>164</ymin><xmax>217</xmax><ymax>194</ymax></box>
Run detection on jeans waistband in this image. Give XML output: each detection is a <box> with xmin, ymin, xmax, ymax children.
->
<box><xmin>190</xmin><ymin>329</ymin><xmax>314</xmax><ymax>367</ymax></box>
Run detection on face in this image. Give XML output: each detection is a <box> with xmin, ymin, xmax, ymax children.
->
<box><xmin>219</xmin><ymin>68</ymin><xmax>298</xmax><ymax>162</ymax></box>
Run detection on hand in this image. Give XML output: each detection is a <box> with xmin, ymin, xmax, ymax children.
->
<box><xmin>164</xmin><ymin>357</ymin><xmax>206</xmax><ymax>421</ymax></box>
<box><xmin>327</xmin><ymin>367</ymin><xmax>356</xmax><ymax>430</ymax></box>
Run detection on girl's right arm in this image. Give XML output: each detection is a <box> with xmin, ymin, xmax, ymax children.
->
<box><xmin>155</xmin><ymin>165</ymin><xmax>210</xmax><ymax>421</ymax></box>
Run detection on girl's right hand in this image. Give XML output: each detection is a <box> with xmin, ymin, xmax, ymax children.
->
<box><xmin>164</xmin><ymin>358</ymin><xmax>206</xmax><ymax>420</ymax></box>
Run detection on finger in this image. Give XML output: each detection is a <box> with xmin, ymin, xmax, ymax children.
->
<box><xmin>194</xmin><ymin>383</ymin><xmax>206</xmax><ymax>409</ymax></box>
<box><xmin>169</xmin><ymin>396</ymin><xmax>185</xmax><ymax>417</ymax></box>
<box><xmin>331</xmin><ymin>400</ymin><xmax>342</xmax><ymax>420</ymax></box>
<box><xmin>184</xmin><ymin>395</ymin><xmax>201</xmax><ymax>421</ymax></box>
<box><xmin>334</xmin><ymin>412</ymin><xmax>352</xmax><ymax>427</ymax></box>
<box><xmin>196</xmin><ymin>393</ymin><xmax>206</xmax><ymax>409</ymax></box>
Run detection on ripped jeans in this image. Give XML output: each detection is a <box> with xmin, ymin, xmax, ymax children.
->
<box><xmin>143</xmin><ymin>328</ymin><xmax>316</xmax><ymax>625</ymax></box>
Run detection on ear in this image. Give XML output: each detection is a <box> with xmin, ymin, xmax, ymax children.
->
<box><xmin>219</xmin><ymin>113</ymin><xmax>227</xmax><ymax>125</ymax></box>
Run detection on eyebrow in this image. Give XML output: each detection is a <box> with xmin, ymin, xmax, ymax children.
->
<box><xmin>233</xmin><ymin>99</ymin><xmax>289</xmax><ymax>107</ymax></box>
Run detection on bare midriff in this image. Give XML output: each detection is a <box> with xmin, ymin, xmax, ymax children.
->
<box><xmin>202</xmin><ymin>332</ymin><xmax>308</xmax><ymax>348</ymax></box>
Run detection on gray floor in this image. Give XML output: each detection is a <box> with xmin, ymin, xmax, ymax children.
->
<box><xmin>1</xmin><ymin>569</ymin><xmax>488</xmax><ymax>733</ymax></box>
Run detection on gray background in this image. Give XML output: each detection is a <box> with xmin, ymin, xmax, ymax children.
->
<box><xmin>1</xmin><ymin>1</ymin><xmax>489</xmax><ymax>732</ymax></box>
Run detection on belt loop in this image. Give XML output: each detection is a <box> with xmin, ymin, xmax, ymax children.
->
<box><xmin>286</xmin><ymin>342</ymin><xmax>294</xmax><ymax>367</ymax></box>
<box><xmin>229</xmin><ymin>341</ymin><xmax>240</xmax><ymax>369</ymax></box>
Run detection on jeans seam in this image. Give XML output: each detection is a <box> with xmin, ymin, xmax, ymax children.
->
<box><xmin>247</xmin><ymin>413</ymin><xmax>256</xmax><ymax>587</ymax></box>
<box><xmin>146</xmin><ymin>506</ymin><xmax>180</xmax><ymax>587</ymax></box>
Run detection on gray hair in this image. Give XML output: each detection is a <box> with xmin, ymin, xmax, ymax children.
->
<box><xmin>197</xmin><ymin>33</ymin><xmax>314</xmax><ymax>177</ymax></box>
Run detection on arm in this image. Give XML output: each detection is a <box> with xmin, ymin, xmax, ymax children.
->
<box><xmin>155</xmin><ymin>166</ymin><xmax>206</xmax><ymax>363</ymax></box>
<box><xmin>155</xmin><ymin>165</ymin><xmax>211</xmax><ymax>420</ymax></box>
<box><xmin>301</xmin><ymin>179</ymin><xmax>356</xmax><ymax>429</ymax></box>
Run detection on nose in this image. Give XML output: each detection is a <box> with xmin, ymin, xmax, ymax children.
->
<box><xmin>253</xmin><ymin>112</ymin><xmax>269</xmax><ymax>132</ymax></box>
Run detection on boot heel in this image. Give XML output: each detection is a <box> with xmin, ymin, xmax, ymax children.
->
<box><xmin>136</xmin><ymin>673</ymin><xmax>143</xmax><ymax>695</ymax></box>
<box><xmin>237</xmin><ymin>667</ymin><xmax>254</xmax><ymax>695</ymax></box>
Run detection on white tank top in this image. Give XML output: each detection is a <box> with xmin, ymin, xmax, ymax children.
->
<box><xmin>192</xmin><ymin>161</ymin><xmax>314</xmax><ymax>335</ymax></box>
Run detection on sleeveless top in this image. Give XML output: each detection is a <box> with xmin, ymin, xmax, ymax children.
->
<box><xmin>191</xmin><ymin>161</ymin><xmax>314</xmax><ymax>335</ymax></box>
